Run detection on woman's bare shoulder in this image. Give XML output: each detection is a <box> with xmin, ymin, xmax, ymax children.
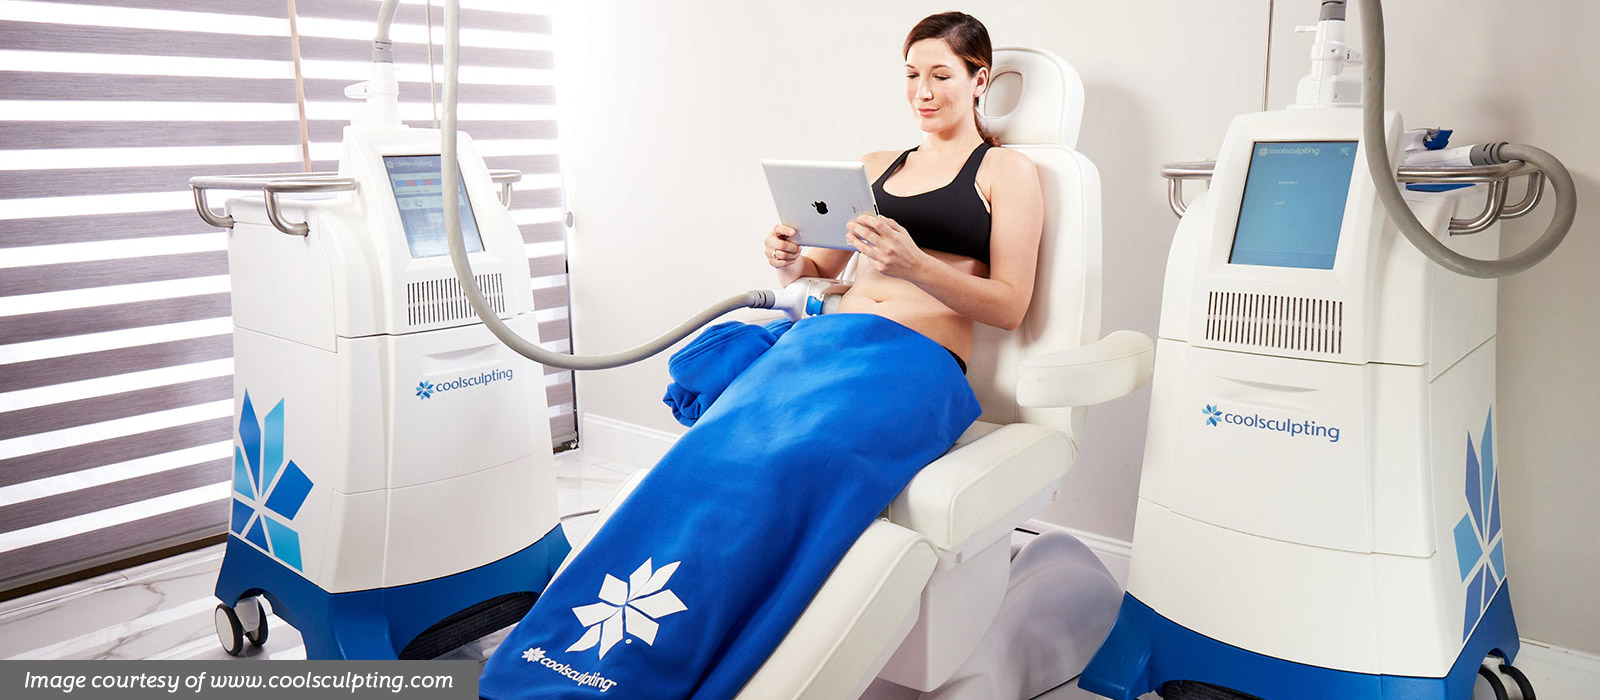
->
<box><xmin>983</xmin><ymin>146</ymin><xmax>1037</xmax><ymax>176</ymax></box>
<box><xmin>860</xmin><ymin>150</ymin><xmax>902</xmax><ymax>181</ymax></box>
<box><xmin>978</xmin><ymin>146</ymin><xmax>1041</xmax><ymax>196</ymax></box>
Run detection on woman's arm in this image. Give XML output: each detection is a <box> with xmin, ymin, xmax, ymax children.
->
<box><xmin>767</xmin><ymin>227</ymin><xmax>854</xmax><ymax>285</ymax></box>
<box><xmin>846</xmin><ymin>149</ymin><xmax>1044</xmax><ymax>330</ymax></box>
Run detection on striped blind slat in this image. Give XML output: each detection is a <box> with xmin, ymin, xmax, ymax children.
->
<box><xmin>0</xmin><ymin>123</ymin><xmax>305</xmax><ymax>150</ymax></box>
<box><xmin>296</xmin><ymin>37</ymin><xmax>552</xmax><ymax>70</ymax></box>
<box><xmin>528</xmin><ymin>255</ymin><xmax>566</xmax><ymax>279</ymax></box>
<box><xmin>545</xmin><ymin>382</ymin><xmax>573</xmax><ymax>407</ymax></box>
<box><xmin>0</xmin><ymin>21</ymin><xmax>292</xmax><ymax>60</ymax></box>
<box><xmin>0</xmin><ymin>251</ymin><xmax>229</xmax><ymax>296</ymax></box>
<box><xmin>0</xmin><ymin>293</ymin><xmax>233</xmax><ymax>345</ymax></box>
<box><xmin>0</xmin><ymin>376</ymin><xmax>233</xmax><ymax>442</ymax></box>
<box><xmin>294</xmin><ymin>0</ymin><xmax>551</xmax><ymax>34</ymax></box>
<box><xmin>0</xmin><ymin>72</ymin><xmax>553</xmax><ymax>104</ymax></box>
<box><xmin>551</xmin><ymin>413</ymin><xmax>575</xmax><ymax>442</ymax></box>
<box><xmin>332</xmin><ymin>120</ymin><xmax>559</xmax><ymax>142</ymax></box>
<box><xmin>1</xmin><ymin>458</ymin><xmax>230</xmax><ymax>534</ymax></box>
<box><xmin>0</xmin><ymin>0</ymin><xmax>576</xmax><ymax>594</ymax></box>
<box><xmin>0</xmin><ymin>335</ymin><xmax>232</xmax><ymax>392</ymax></box>
<box><xmin>0</xmin><ymin>211</ymin><xmax>211</xmax><ymax>248</ymax></box>
<box><xmin>302</xmin><ymin>78</ymin><xmax>554</xmax><ymax>104</ymax></box>
<box><xmin>531</xmin><ymin>286</ymin><xmax>568</xmax><ymax>311</ymax></box>
<box><xmin>33</xmin><ymin>0</ymin><xmax>289</xmax><ymax>17</ymax></box>
<box><xmin>0</xmin><ymin>21</ymin><xmax>552</xmax><ymax>69</ymax></box>
<box><xmin>538</xmin><ymin>319</ymin><xmax>570</xmax><ymax>344</ymax></box>
<box><xmin>521</xmin><ymin>220</ymin><xmax>563</xmax><ymax>244</ymax></box>
<box><xmin>0</xmin><ymin>418</ymin><xmax>231</xmax><ymax>488</ymax></box>
<box><xmin>0</xmin><ymin>501</ymin><xmax>231</xmax><ymax>587</ymax></box>
<box><xmin>0</xmin><ymin>163</ymin><xmax>303</xmax><ymax>199</ymax></box>
<box><xmin>0</xmin><ymin>121</ymin><xmax>555</xmax><ymax>150</ymax></box>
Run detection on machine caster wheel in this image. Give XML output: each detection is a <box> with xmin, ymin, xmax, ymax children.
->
<box><xmin>216</xmin><ymin>598</ymin><xmax>268</xmax><ymax>655</ymax></box>
<box><xmin>215</xmin><ymin>604</ymin><xmax>244</xmax><ymax>656</ymax></box>
<box><xmin>237</xmin><ymin>597</ymin><xmax>269</xmax><ymax>648</ymax></box>
<box><xmin>1477</xmin><ymin>665</ymin><xmax>1509</xmax><ymax>700</ymax></box>
<box><xmin>1497</xmin><ymin>663</ymin><xmax>1535</xmax><ymax>700</ymax></box>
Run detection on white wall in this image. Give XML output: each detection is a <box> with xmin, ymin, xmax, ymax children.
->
<box><xmin>555</xmin><ymin>0</ymin><xmax>1599</xmax><ymax>654</ymax></box>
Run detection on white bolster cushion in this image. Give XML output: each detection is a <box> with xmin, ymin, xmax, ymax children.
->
<box><xmin>1016</xmin><ymin>329</ymin><xmax>1155</xmax><ymax>409</ymax></box>
<box><xmin>735</xmin><ymin>521</ymin><xmax>937</xmax><ymax>700</ymax></box>
<box><xmin>886</xmin><ymin>423</ymin><xmax>1073</xmax><ymax>552</ymax></box>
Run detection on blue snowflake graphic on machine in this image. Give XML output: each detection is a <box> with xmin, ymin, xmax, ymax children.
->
<box><xmin>230</xmin><ymin>392</ymin><xmax>314</xmax><ymax>571</ymax></box>
<box><xmin>1453</xmin><ymin>409</ymin><xmax>1506</xmax><ymax>640</ymax></box>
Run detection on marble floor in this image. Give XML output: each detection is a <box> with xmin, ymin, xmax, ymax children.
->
<box><xmin>0</xmin><ymin>448</ymin><xmax>1111</xmax><ymax>699</ymax></box>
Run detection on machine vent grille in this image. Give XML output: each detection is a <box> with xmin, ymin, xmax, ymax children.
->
<box><xmin>406</xmin><ymin>274</ymin><xmax>506</xmax><ymax>326</ymax></box>
<box><xmin>1205</xmin><ymin>291</ymin><xmax>1343</xmax><ymax>354</ymax></box>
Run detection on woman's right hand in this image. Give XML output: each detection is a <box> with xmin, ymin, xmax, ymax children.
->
<box><xmin>764</xmin><ymin>224</ymin><xmax>803</xmax><ymax>269</ymax></box>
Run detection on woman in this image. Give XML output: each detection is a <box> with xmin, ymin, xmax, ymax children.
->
<box><xmin>480</xmin><ymin>14</ymin><xmax>1041</xmax><ymax>700</ymax></box>
<box><xmin>765</xmin><ymin>11</ymin><xmax>1045</xmax><ymax>370</ymax></box>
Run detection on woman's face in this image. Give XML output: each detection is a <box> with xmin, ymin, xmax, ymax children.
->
<box><xmin>904</xmin><ymin>38</ymin><xmax>985</xmax><ymax>134</ymax></box>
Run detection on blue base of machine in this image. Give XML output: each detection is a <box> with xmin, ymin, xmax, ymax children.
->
<box><xmin>1079</xmin><ymin>584</ymin><xmax>1521</xmax><ymax>700</ymax></box>
<box><xmin>214</xmin><ymin>525</ymin><xmax>571</xmax><ymax>660</ymax></box>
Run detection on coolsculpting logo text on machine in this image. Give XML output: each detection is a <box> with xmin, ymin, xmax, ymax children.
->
<box><xmin>415</xmin><ymin>368</ymin><xmax>514</xmax><ymax>400</ymax></box>
<box><xmin>1202</xmin><ymin>403</ymin><xmax>1341</xmax><ymax>443</ymax></box>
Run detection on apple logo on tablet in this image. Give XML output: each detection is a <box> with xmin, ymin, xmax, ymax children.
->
<box><xmin>811</xmin><ymin>201</ymin><xmax>828</xmax><ymax>215</ymax></box>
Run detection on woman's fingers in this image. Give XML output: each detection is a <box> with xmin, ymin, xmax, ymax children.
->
<box><xmin>846</xmin><ymin>221</ymin><xmax>879</xmax><ymax>246</ymax></box>
<box><xmin>766</xmin><ymin>225</ymin><xmax>804</xmax><ymax>268</ymax></box>
<box><xmin>847</xmin><ymin>229</ymin><xmax>879</xmax><ymax>258</ymax></box>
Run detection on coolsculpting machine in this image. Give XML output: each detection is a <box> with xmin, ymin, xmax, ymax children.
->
<box><xmin>196</xmin><ymin>126</ymin><xmax>570</xmax><ymax>659</ymax></box>
<box><xmin>1080</xmin><ymin>1</ymin><xmax>1573</xmax><ymax>698</ymax></box>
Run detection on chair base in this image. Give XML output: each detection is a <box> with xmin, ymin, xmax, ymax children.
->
<box><xmin>863</xmin><ymin>531</ymin><xmax>1123</xmax><ymax>700</ymax></box>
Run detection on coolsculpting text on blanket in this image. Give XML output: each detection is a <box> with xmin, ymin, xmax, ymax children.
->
<box><xmin>479</xmin><ymin>313</ymin><xmax>980</xmax><ymax>699</ymax></box>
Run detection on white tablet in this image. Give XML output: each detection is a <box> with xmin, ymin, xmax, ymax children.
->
<box><xmin>761</xmin><ymin>159</ymin><xmax>878</xmax><ymax>250</ymax></box>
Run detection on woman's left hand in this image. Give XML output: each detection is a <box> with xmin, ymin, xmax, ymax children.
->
<box><xmin>846</xmin><ymin>214</ymin><xmax>930</xmax><ymax>280</ymax></box>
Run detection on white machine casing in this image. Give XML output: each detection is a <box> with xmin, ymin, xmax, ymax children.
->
<box><xmin>224</xmin><ymin>128</ymin><xmax>559</xmax><ymax>593</ymax></box>
<box><xmin>1131</xmin><ymin>107</ymin><xmax>1505</xmax><ymax>676</ymax></box>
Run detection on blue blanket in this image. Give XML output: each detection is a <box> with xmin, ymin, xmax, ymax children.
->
<box><xmin>662</xmin><ymin>318</ymin><xmax>793</xmax><ymax>427</ymax></box>
<box><xmin>479</xmin><ymin>313</ymin><xmax>980</xmax><ymax>699</ymax></box>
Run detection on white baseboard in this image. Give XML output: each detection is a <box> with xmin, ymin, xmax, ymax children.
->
<box><xmin>577</xmin><ymin>412</ymin><xmax>679</xmax><ymax>472</ymax></box>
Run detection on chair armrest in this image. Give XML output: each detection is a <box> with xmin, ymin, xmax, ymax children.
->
<box><xmin>885</xmin><ymin>423</ymin><xmax>1073</xmax><ymax>553</ymax></box>
<box><xmin>1016</xmin><ymin>329</ymin><xmax>1154</xmax><ymax>409</ymax></box>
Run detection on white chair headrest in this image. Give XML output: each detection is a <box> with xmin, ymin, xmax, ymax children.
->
<box><xmin>977</xmin><ymin>47</ymin><xmax>1085</xmax><ymax>149</ymax></box>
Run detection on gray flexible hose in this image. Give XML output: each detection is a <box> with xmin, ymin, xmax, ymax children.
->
<box><xmin>363</xmin><ymin>1</ymin><xmax>776</xmax><ymax>370</ymax></box>
<box><xmin>1357</xmin><ymin>0</ymin><xmax>1577</xmax><ymax>278</ymax></box>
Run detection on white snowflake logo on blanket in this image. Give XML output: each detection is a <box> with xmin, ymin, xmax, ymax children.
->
<box><xmin>568</xmin><ymin>558</ymin><xmax>688</xmax><ymax>659</ymax></box>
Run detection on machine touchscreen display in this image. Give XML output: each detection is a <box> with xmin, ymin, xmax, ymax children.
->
<box><xmin>383</xmin><ymin>155</ymin><xmax>486</xmax><ymax>259</ymax></box>
<box><xmin>1228</xmin><ymin>141</ymin><xmax>1357</xmax><ymax>270</ymax></box>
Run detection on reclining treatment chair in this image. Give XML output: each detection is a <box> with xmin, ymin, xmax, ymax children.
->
<box><xmin>561</xmin><ymin>48</ymin><xmax>1155</xmax><ymax>699</ymax></box>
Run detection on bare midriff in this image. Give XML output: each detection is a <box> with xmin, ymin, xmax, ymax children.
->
<box><xmin>835</xmin><ymin>250</ymin><xmax>989</xmax><ymax>364</ymax></box>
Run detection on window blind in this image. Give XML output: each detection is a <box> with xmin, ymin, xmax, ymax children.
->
<box><xmin>0</xmin><ymin>0</ymin><xmax>574</xmax><ymax>596</ymax></box>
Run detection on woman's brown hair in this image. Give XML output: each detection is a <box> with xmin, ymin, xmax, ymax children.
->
<box><xmin>903</xmin><ymin>12</ymin><xmax>1000</xmax><ymax>147</ymax></box>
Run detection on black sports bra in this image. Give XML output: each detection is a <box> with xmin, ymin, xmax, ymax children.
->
<box><xmin>871</xmin><ymin>143</ymin><xmax>993</xmax><ymax>265</ymax></box>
